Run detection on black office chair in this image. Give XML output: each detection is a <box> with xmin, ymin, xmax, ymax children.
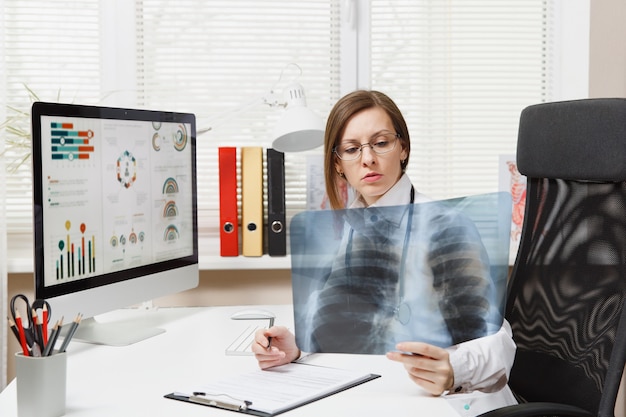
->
<box><xmin>478</xmin><ymin>99</ymin><xmax>626</xmax><ymax>417</ymax></box>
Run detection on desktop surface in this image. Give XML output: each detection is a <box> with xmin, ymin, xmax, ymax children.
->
<box><xmin>0</xmin><ymin>305</ymin><xmax>510</xmax><ymax>416</ymax></box>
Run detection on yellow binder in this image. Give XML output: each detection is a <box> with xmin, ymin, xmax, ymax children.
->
<box><xmin>241</xmin><ymin>147</ymin><xmax>264</xmax><ymax>256</ymax></box>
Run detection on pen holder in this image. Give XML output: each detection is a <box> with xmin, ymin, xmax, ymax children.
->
<box><xmin>15</xmin><ymin>352</ymin><xmax>66</xmax><ymax>417</ymax></box>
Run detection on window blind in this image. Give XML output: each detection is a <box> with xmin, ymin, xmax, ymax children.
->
<box><xmin>134</xmin><ymin>0</ymin><xmax>341</xmax><ymax>245</ymax></box>
<box><xmin>2</xmin><ymin>1</ymin><xmax>101</xmax><ymax>235</ymax></box>
<box><xmin>369</xmin><ymin>0</ymin><xmax>551</xmax><ymax>200</ymax></box>
<box><xmin>1</xmin><ymin>0</ymin><xmax>561</xmax><ymax>267</ymax></box>
<box><xmin>1</xmin><ymin>0</ymin><xmax>341</xmax><ymax>265</ymax></box>
<box><xmin>1</xmin><ymin>1</ymin><xmax>103</xmax><ymax>267</ymax></box>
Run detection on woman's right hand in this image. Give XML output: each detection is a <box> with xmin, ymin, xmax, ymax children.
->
<box><xmin>252</xmin><ymin>325</ymin><xmax>300</xmax><ymax>369</ymax></box>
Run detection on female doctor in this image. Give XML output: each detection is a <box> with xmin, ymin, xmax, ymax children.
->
<box><xmin>252</xmin><ymin>90</ymin><xmax>516</xmax><ymax>397</ymax></box>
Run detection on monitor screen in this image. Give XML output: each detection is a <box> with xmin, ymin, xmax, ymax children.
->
<box><xmin>31</xmin><ymin>102</ymin><xmax>199</xmax><ymax>345</ymax></box>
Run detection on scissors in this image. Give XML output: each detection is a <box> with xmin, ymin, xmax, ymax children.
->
<box><xmin>10</xmin><ymin>294</ymin><xmax>52</xmax><ymax>353</ymax></box>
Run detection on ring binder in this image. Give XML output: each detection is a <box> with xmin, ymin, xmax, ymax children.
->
<box><xmin>219</xmin><ymin>147</ymin><xmax>239</xmax><ymax>256</ymax></box>
<box><xmin>242</xmin><ymin>147</ymin><xmax>264</xmax><ymax>256</ymax></box>
<box><xmin>266</xmin><ymin>148</ymin><xmax>286</xmax><ymax>256</ymax></box>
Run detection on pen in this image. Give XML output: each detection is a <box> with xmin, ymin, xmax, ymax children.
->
<box><xmin>267</xmin><ymin>317</ymin><xmax>275</xmax><ymax>350</ymax></box>
<box><xmin>14</xmin><ymin>311</ymin><xmax>30</xmax><ymax>356</ymax></box>
<box><xmin>59</xmin><ymin>313</ymin><xmax>82</xmax><ymax>353</ymax></box>
<box><xmin>189</xmin><ymin>392</ymin><xmax>251</xmax><ymax>411</ymax></box>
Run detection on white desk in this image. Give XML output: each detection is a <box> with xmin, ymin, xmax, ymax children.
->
<box><xmin>0</xmin><ymin>305</ymin><xmax>512</xmax><ymax>416</ymax></box>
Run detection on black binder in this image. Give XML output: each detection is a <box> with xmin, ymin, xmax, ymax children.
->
<box><xmin>266</xmin><ymin>148</ymin><xmax>286</xmax><ymax>256</ymax></box>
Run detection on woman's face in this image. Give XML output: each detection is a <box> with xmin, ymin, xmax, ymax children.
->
<box><xmin>334</xmin><ymin>107</ymin><xmax>407</xmax><ymax>206</ymax></box>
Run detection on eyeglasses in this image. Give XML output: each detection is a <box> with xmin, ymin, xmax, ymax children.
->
<box><xmin>333</xmin><ymin>132</ymin><xmax>400</xmax><ymax>161</ymax></box>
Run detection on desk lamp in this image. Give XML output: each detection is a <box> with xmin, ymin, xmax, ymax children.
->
<box><xmin>198</xmin><ymin>64</ymin><xmax>324</xmax><ymax>153</ymax></box>
<box><xmin>271</xmin><ymin>82</ymin><xmax>324</xmax><ymax>152</ymax></box>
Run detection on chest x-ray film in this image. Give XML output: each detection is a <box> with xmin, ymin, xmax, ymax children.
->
<box><xmin>290</xmin><ymin>191</ymin><xmax>512</xmax><ymax>354</ymax></box>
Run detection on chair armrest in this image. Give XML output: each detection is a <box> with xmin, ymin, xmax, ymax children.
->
<box><xmin>476</xmin><ymin>402</ymin><xmax>595</xmax><ymax>417</ymax></box>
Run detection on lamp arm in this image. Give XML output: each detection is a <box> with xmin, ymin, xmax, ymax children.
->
<box><xmin>196</xmin><ymin>64</ymin><xmax>323</xmax><ymax>152</ymax></box>
<box><xmin>198</xmin><ymin>63</ymin><xmax>305</xmax><ymax>135</ymax></box>
<box><xmin>198</xmin><ymin>92</ymin><xmax>285</xmax><ymax>135</ymax></box>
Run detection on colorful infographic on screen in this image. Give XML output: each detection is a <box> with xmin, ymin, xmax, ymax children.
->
<box><xmin>40</xmin><ymin>116</ymin><xmax>194</xmax><ymax>287</ymax></box>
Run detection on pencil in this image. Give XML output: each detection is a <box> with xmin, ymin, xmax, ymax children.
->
<box><xmin>59</xmin><ymin>313</ymin><xmax>82</xmax><ymax>353</ymax></box>
<box><xmin>32</xmin><ymin>308</ymin><xmax>44</xmax><ymax>351</ymax></box>
<box><xmin>42</xmin><ymin>304</ymin><xmax>49</xmax><ymax>345</ymax></box>
<box><xmin>45</xmin><ymin>317</ymin><xmax>64</xmax><ymax>356</ymax></box>
<box><xmin>43</xmin><ymin>319</ymin><xmax>62</xmax><ymax>356</ymax></box>
<box><xmin>14</xmin><ymin>311</ymin><xmax>30</xmax><ymax>356</ymax></box>
<box><xmin>42</xmin><ymin>325</ymin><xmax>55</xmax><ymax>356</ymax></box>
<box><xmin>7</xmin><ymin>315</ymin><xmax>24</xmax><ymax>353</ymax></box>
<box><xmin>7</xmin><ymin>316</ymin><xmax>20</xmax><ymax>342</ymax></box>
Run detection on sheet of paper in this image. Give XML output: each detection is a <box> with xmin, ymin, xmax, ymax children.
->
<box><xmin>177</xmin><ymin>362</ymin><xmax>377</xmax><ymax>415</ymax></box>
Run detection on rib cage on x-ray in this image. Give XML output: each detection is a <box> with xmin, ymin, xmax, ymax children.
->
<box><xmin>290</xmin><ymin>192</ymin><xmax>511</xmax><ymax>354</ymax></box>
<box><xmin>311</xmin><ymin>222</ymin><xmax>402</xmax><ymax>353</ymax></box>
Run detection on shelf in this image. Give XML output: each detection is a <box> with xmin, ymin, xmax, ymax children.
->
<box><xmin>199</xmin><ymin>254</ymin><xmax>291</xmax><ymax>270</ymax></box>
<box><xmin>7</xmin><ymin>247</ymin><xmax>291</xmax><ymax>274</ymax></box>
<box><xmin>7</xmin><ymin>233</ymin><xmax>291</xmax><ymax>274</ymax></box>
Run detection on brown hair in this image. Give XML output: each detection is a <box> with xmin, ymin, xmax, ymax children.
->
<box><xmin>324</xmin><ymin>90</ymin><xmax>411</xmax><ymax>209</ymax></box>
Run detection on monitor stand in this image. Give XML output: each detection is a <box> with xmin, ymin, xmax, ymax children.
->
<box><xmin>60</xmin><ymin>316</ymin><xmax>165</xmax><ymax>347</ymax></box>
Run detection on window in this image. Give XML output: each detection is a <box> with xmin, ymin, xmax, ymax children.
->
<box><xmin>0</xmin><ymin>0</ymin><xmax>588</xmax><ymax>271</ymax></box>
<box><xmin>2</xmin><ymin>1</ymin><xmax>102</xmax><ymax>270</ymax></box>
<box><xmin>370</xmin><ymin>1</ymin><xmax>552</xmax><ymax>199</ymax></box>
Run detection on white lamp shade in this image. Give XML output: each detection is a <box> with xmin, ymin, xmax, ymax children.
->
<box><xmin>271</xmin><ymin>83</ymin><xmax>324</xmax><ymax>152</ymax></box>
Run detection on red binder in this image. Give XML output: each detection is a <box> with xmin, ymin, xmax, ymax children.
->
<box><xmin>218</xmin><ymin>147</ymin><xmax>239</xmax><ymax>256</ymax></box>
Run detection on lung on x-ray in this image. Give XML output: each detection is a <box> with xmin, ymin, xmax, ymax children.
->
<box><xmin>290</xmin><ymin>192</ymin><xmax>512</xmax><ymax>354</ymax></box>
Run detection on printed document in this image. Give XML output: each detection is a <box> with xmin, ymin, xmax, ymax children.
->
<box><xmin>168</xmin><ymin>362</ymin><xmax>379</xmax><ymax>416</ymax></box>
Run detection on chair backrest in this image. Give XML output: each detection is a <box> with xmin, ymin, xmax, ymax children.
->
<box><xmin>507</xmin><ymin>98</ymin><xmax>626</xmax><ymax>417</ymax></box>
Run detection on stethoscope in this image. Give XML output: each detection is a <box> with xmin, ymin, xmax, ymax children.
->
<box><xmin>345</xmin><ymin>186</ymin><xmax>415</xmax><ymax>325</ymax></box>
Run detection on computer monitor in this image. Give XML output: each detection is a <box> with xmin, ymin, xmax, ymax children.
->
<box><xmin>31</xmin><ymin>102</ymin><xmax>199</xmax><ymax>346</ymax></box>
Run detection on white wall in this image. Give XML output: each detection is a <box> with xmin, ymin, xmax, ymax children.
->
<box><xmin>588</xmin><ymin>0</ymin><xmax>626</xmax><ymax>98</ymax></box>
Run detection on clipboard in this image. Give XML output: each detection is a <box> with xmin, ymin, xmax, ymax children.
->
<box><xmin>165</xmin><ymin>362</ymin><xmax>380</xmax><ymax>416</ymax></box>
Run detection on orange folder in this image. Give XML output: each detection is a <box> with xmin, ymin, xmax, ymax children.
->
<box><xmin>241</xmin><ymin>147</ymin><xmax>264</xmax><ymax>256</ymax></box>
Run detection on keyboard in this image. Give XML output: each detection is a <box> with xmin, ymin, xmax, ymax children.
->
<box><xmin>225</xmin><ymin>324</ymin><xmax>264</xmax><ymax>356</ymax></box>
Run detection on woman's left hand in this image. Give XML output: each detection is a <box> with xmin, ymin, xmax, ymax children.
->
<box><xmin>386</xmin><ymin>341</ymin><xmax>454</xmax><ymax>396</ymax></box>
